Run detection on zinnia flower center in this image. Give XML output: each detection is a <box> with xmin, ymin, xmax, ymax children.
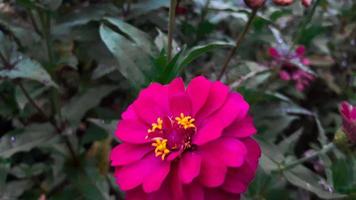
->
<box><xmin>146</xmin><ymin>113</ymin><xmax>196</xmax><ymax>160</ymax></box>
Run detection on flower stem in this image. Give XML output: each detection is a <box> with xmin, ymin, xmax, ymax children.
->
<box><xmin>18</xmin><ymin>82</ymin><xmax>77</xmax><ymax>162</ymax></box>
<box><xmin>28</xmin><ymin>9</ymin><xmax>42</xmax><ymax>37</ymax></box>
<box><xmin>167</xmin><ymin>0</ymin><xmax>177</xmax><ymax>61</ymax></box>
<box><xmin>0</xmin><ymin>52</ymin><xmax>10</xmax><ymax>67</ymax></box>
<box><xmin>229</xmin><ymin>68</ymin><xmax>269</xmax><ymax>89</ymax></box>
<box><xmin>291</xmin><ymin>0</ymin><xmax>321</xmax><ymax>49</ymax></box>
<box><xmin>217</xmin><ymin>9</ymin><xmax>258</xmax><ymax>81</ymax></box>
<box><xmin>280</xmin><ymin>143</ymin><xmax>335</xmax><ymax>172</ymax></box>
<box><xmin>37</xmin><ymin>9</ymin><xmax>54</xmax><ymax>65</ymax></box>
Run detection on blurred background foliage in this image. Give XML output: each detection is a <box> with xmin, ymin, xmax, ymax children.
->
<box><xmin>0</xmin><ymin>0</ymin><xmax>355</xmax><ymax>199</ymax></box>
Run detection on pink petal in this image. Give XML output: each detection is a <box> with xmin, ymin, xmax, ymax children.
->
<box><xmin>243</xmin><ymin>138</ymin><xmax>262</xmax><ymax>166</ymax></box>
<box><xmin>115</xmin><ymin>119</ymin><xmax>149</xmax><ymax>144</ymax></box>
<box><xmin>351</xmin><ymin>108</ymin><xmax>356</xmax><ymax>119</ymax></box>
<box><xmin>167</xmin><ymin>77</ymin><xmax>185</xmax><ymax>95</ymax></box>
<box><xmin>186</xmin><ymin>76</ymin><xmax>212</xmax><ymax>116</ymax></box>
<box><xmin>295</xmin><ymin>46</ymin><xmax>306</xmax><ymax>57</ymax></box>
<box><xmin>169</xmin><ymin>93</ymin><xmax>192</xmax><ymax>117</ymax></box>
<box><xmin>296</xmin><ymin>81</ymin><xmax>305</xmax><ymax>91</ymax></box>
<box><xmin>302</xmin><ymin>58</ymin><xmax>310</xmax><ymax>65</ymax></box>
<box><xmin>148</xmin><ymin>178</ymin><xmax>173</xmax><ymax>200</ymax></box>
<box><xmin>110</xmin><ymin>143</ymin><xmax>152</xmax><ymax>166</ymax></box>
<box><xmin>279</xmin><ymin>71</ymin><xmax>291</xmax><ymax>80</ymax></box>
<box><xmin>184</xmin><ymin>181</ymin><xmax>204</xmax><ymax>200</ymax></box>
<box><xmin>223</xmin><ymin>116</ymin><xmax>257</xmax><ymax>138</ymax></box>
<box><xmin>302</xmin><ymin>0</ymin><xmax>312</xmax><ymax>7</ymax></box>
<box><xmin>340</xmin><ymin>101</ymin><xmax>352</xmax><ymax>119</ymax></box>
<box><xmin>126</xmin><ymin>187</ymin><xmax>147</xmax><ymax>200</ymax></box>
<box><xmin>133</xmin><ymin>83</ymin><xmax>168</xmax><ymax>124</ymax></box>
<box><xmin>222</xmin><ymin>139</ymin><xmax>260</xmax><ymax>194</ymax></box>
<box><xmin>133</xmin><ymin>99</ymin><xmax>164</xmax><ymax>124</ymax></box>
<box><xmin>194</xmin><ymin>92</ymin><xmax>249</xmax><ymax>145</ymax></box>
<box><xmin>222</xmin><ymin>165</ymin><xmax>253</xmax><ymax>194</ymax></box>
<box><xmin>269</xmin><ymin>47</ymin><xmax>280</xmax><ymax>59</ymax></box>
<box><xmin>143</xmin><ymin>159</ymin><xmax>171</xmax><ymax>192</ymax></box>
<box><xmin>199</xmin><ymin>153</ymin><xmax>227</xmax><ymax>187</ymax></box>
<box><xmin>115</xmin><ymin>154</ymin><xmax>169</xmax><ymax>191</ymax></box>
<box><xmin>170</xmin><ymin>167</ymin><xmax>184</xmax><ymax>200</ymax></box>
<box><xmin>195</xmin><ymin>81</ymin><xmax>229</xmax><ymax>124</ymax></box>
<box><xmin>201</xmin><ymin>138</ymin><xmax>247</xmax><ymax>167</ymax></box>
<box><xmin>205</xmin><ymin>188</ymin><xmax>241</xmax><ymax>200</ymax></box>
<box><xmin>122</xmin><ymin>105</ymin><xmax>139</xmax><ymax>120</ymax></box>
<box><xmin>178</xmin><ymin>152</ymin><xmax>202</xmax><ymax>184</ymax></box>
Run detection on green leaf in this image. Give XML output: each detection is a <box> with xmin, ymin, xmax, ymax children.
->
<box><xmin>331</xmin><ymin>156</ymin><xmax>356</xmax><ymax>195</ymax></box>
<box><xmin>0</xmin><ymin>56</ymin><xmax>58</xmax><ymax>87</ymax></box>
<box><xmin>68</xmin><ymin>163</ymin><xmax>110</xmax><ymax>200</ymax></box>
<box><xmin>15</xmin><ymin>84</ymin><xmax>49</xmax><ymax>110</ymax></box>
<box><xmin>61</xmin><ymin>85</ymin><xmax>117</xmax><ymax>125</ymax></box>
<box><xmin>10</xmin><ymin>163</ymin><xmax>46</xmax><ymax>178</ymax></box>
<box><xmin>0</xmin><ymin>180</ymin><xmax>33</xmax><ymax>199</ymax></box>
<box><xmin>284</xmin><ymin>165</ymin><xmax>346</xmax><ymax>199</ymax></box>
<box><xmin>104</xmin><ymin>17</ymin><xmax>158</xmax><ymax>55</ymax></box>
<box><xmin>99</xmin><ymin>24</ymin><xmax>153</xmax><ymax>88</ymax></box>
<box><xmin>0</xmin><ymin>160</ymin><xmax>10</xmax><ymax>191</ymax></box>
<box><xmin>39</xmin><ymin>0</ymin><xmax>62</xmax><ymax>11</ymax></box>
<box><xmin>278</xmin><ymin>128</ymin><xmax>303</xmax><ymax>154</ymax></box>
<box><xmin>0</xmin><ymin>123</ymin><xmax>56</xmax><ymax>159</ymax></box>
<box><xmin>0</xmin><ymin>31</ymin><xmax>14</xmax><ymax>58</ymax></box>
<box><xmin>154</xmin><ymin>29</ymin><xmax>179</xmax><ymax>54</ymax></box>
<box><xmin>130</xmin><ymin>0</ymin><xmax>170</xmax><ymax>16</ymax></box>
<box><xmin>253</xmin><ymin>102</ymin><xmax>298</xmax><ymax>140</ymax></box>
<box><xmin>81</xmin><ymin>123</ymin><xmax>109</xmax><ymax>145</ymax></box>
<box><xmin>256</xmin><ymin>137</ymin><xmax>285</xmax><ymax>172</ymax></box>
<box><xmin>246</xmin><ymin>169</ymin><xmax>291</xmax><ymax>200</ymax></box>
<box><xmin>87</xmin><ymin>119</ymin><xmax>118</xmax><ymax>140</ymax></box>
<box><xmin>176</xmin><ymin>41</ymin><xmax>234</xmax><ymax>73</ymax></box>
<box><xmin>54</xmin><ymin>3</ymin><xmax>119</xmax><ymax>34</ymax></box>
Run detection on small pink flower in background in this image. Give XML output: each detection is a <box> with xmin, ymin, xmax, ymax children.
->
<box><xmin>273</xmin><ymin>0</ymin><xmax>312</xmax><ymax>7</ymax></box>
<box><xmin>110</xmin><ymin>76</ymin><xmax>261</xmax><ymax>200</ymax></box>
<box><xmin>269</xmin><ymin>45</ymin><xmax>315</xmax><ymax>91</ymax></box>
<box><xmin>244</xmin><ymin>0</ymin><xmax>266</xmax><ymax>9</ymax></box>
<box><xmin>273</xmin><ymin>0</ymin><xmax>294</xmax><ymax>6</ymax></box>
<box><xmin>301</xmin><ymin>0</ymin><xmax>312</xmax><ymax>7</ymax></box>
<box><xmin>339</xmin><ymin>101</ymin><xmax>356</xmax><ymax>143</ymax></box>
<box><xmin>176</xmin><ymin>6</ymin><xmax>188</xmax><ymax>15</ymax></box>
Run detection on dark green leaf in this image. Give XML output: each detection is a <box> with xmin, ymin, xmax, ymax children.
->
<box><xmin>99</xmin><ymin>24</ymin><xmax>152</xmax><ymax>87</ymax></box>
<box><xmin>177</xmin><ymin>41</ymin><xmax>234</xmax><ymax>73</ymax></box>
<box><xmin>0</xmin><ymin>56</ymin><xmax>58</xmax><ymax>87</ymax></box>
<box><xmin>284</xmin><ymin>165</ymin><xmax>346</xmax><ymax>199</ymax></box>
<box><xmin>0</xmin><ymin>123</ymin><xmax>56</xmax><ymax>158</ymax></box>
<box><xmin>61</xmin><ymin>85</ymin><xmax>117</xmax><ymax>125</ymax></box>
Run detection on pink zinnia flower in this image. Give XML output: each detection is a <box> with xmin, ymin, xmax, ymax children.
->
<box><xmin>269</xmin><ymin>45</ymin><xmax>315</xmax><ymax>91</ymax></box>
<box><xmin>110</xmin><ymin>76</ymin><xmax>261</xmax><ymax>200</ymax></box>
<box><xmin>339</xmin><ymin>101</ymin><xmax>356</xmax><ymax>143</ymax></box>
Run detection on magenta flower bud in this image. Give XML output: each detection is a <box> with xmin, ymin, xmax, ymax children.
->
<box><xmin>301</xmin><ymin>0</ymin><xmax>312</xmax><ymax>8</ymax></box>
<box><xmin>273</xmin><ymin>0</ymin><xmax>294</xmax><ymax>6</ymax></box>
<box><xmin>339</xmin><ymin>101</ymin><xmax>356</xmax><ymax>143</ymax></box>
<box><xmin>244</xmin><ymin>0</ymin><xmax>266</xmax><ymax>9</ymax></box>
<box><xmin>268</xmin><ymin>45</ymin><xmax>315</xmax><ymax>91</ymax></box>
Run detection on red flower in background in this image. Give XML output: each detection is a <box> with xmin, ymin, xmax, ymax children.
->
<box><xmin>269</xmin><ymin>45</ymin><xmax>315</xmax><ymax>91</ymax></box>
<box><xmin>273</xmin><ymin>0</ymin><xmax>312</xmax><ymax>7</ymax></box>
<box><xmin>110</xmin><ymin>76</ymin><xmax>261</xmax><ymax>200</ymax></box>
<box><xmin>273</xmin><ymin>0</ymin><xmax>294</xmax><ymax>6</ymax></box>
<box><xmin>176</xmin><ymin>6</ymin><xmax>188</xmax><ymax>15</ymax></box>
<box><xmin>301</xmin><ymin>0</ymin><xmax>312</xmax><ymax>7</ymax></box>
<box><xmin>339</xmin><ymin>101</ymin><xmax>356</xmax><ymax>143</ymax></box>
<box><xmin>244</xmin><ymin>0</ymin><xmax>266</xmax><ymax>9</ymax></box>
